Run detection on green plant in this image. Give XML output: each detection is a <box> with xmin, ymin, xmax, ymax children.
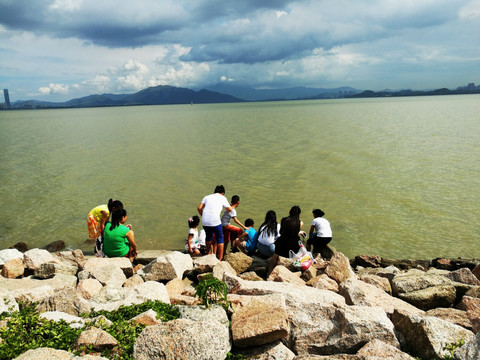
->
<box><xmin>0</xmin><ymin>300</ymin><xmax>181</xmax><ymax>360</ymax></box>
<box><xmin>194</xmin><ymin>274</ymin><xmax>231</xmax><ymax>311</ymax></box>
<box><xmin>442</xmin><ymin>339</ymin><xmax>465</xmax><ymax>360</ymax></box>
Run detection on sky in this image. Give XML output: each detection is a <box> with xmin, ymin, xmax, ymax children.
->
<box><xmin>0</xmin><ymin>0</ymin><xmax>479</xmax><ymax>102</ymax></box>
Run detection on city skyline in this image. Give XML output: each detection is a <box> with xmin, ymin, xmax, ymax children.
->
<box><xmin>1</xmin><ymin>1</ymin><xmax>479</xmax><ymax>102</ymax></box>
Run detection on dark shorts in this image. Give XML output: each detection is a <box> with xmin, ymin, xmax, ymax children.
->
<box><xmin>204</xmin><ymin>224</ymin><xmax>225</xmax><ymax>244</ymax></box>
<box><xmin>307</xmin><ymin>234</ymin><xmax>332</xmax><ymax>249</ymax></box>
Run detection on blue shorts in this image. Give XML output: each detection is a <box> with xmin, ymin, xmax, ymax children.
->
<box><xmin>203</xmin><ymin>224</ymin><xmax>224</xmax><ymax>244</ymax></box>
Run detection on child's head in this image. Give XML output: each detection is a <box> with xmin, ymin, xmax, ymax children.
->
<box><xmin>312</xmin><ymin>209</ymin><xmax>325</xmax><ymax>218</ymax></box>
<box><xmin>231</xmin><ymin>195</ymin><xmax>240</xmax><ymax>205</ymax></box>
<box><xmin>108</xmin><ymin>198</ymin><xmax>124</xmax><ymax>213</ymax></box>
<box><xmin>245</xmin><ymin>218</ymin><xmax>254</xmax><ymax>227</ymax></box>
<box><xmin>188</xmin><ymin>215</ymin><xmax>200</xmax><ymax>228</ymax></box>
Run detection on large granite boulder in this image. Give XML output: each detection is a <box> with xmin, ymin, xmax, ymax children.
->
<box><xmin>392</xmin><ymin>310</ymin><xmax>475</xmax><ymax>359</ymax></box>
<box><xmin>0</xmin><ymin>248</ymin><xmax>24</xmax><ymax>266</ymax></box>
<box><xmin>324</xmin><ymin>251</ymin><xmax>357</xmax><ymax>284</ymax></box>
<box><xmin>133</xmin><ymin>318</ymin><xmax>230</xmax><ymax>360</ymax></box>
<box><xmin>23</xmin><ymin>248</ymin><xmax>57</xmax><ymax>271</ymax></box>
<box><xmin>138</xmin><ymin>251</ymin><xmax>193</xmax><ymax>281</ymax></box>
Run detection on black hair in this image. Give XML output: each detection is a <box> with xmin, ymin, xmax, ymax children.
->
<box><xmin>110</xmin><ymin>208</ymin><xmax>127</xmax><ymax>231</ymax></box>
<box><xmin>231</xmin><ymin>195</ymin><xmax>240</xmax><ymax>204</ymax></box>
<box><xmin>107</xmin><ymin>199</ymin><xmax>123</xmax><ymax>213</ymax></box>
<box><xmin>245</xmin><ymin>218</ymin><xmax>254</xmax><ymax>227</ymax></box>
<box><xmin>188</xmin><ymin>215</ymin><xmax>200</xmax><ymax>228</ymax></box>
<box><xmin>313</xmin><ymin>209</ymin><xmax>325</xmax><ymax>218</ymax></box>
<box><xmin>289</xmin><ymin>205</ymin><xmax>301</xmax><ymax>217</ymax></box>
<box><xmin>258</xmin><ymin>210</ymin><xmax>278</xmax><ymax>237</ymax></box>
<box><xmin>214</xmin><ymin>185</ymin><xmax>225</xmax><ymax>194</ymax></box>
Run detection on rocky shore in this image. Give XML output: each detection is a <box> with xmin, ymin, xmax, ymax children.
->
<box><xmin>1</xmin><ymin>242</ymin><xmax>480</xmax><ymax>360</ymax></box>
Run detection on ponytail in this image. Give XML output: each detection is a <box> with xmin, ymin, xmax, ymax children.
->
<box><xmin>110</xmin><ymin>208</ymin><xmax>127</xmax><ymax>230</ymax></box>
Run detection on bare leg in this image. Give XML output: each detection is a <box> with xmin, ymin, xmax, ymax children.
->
<box><xmin>217</xmin><ymin>243</ymin><xmax>224</xmax><ymax>261</ymax></box>
<box><xmin>205</xmin><ymin>240</ymin><xmax>212</xmax><ymax>255</ymax></box>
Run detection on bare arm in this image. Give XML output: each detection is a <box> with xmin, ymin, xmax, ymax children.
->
<box><xmin>309</xmin><ymin>225</ymin><xmax>315</xmax><ymax>235</ymax></box>
<box><xmin>186</xmin><ymin>233</ymin><xmax>194</xmax><ymax>253</ymax></box>
<box><xmin>197</xmin><ymin>203</ymin><xmax>205</xmax><ymax>215</ymax></box>
<box><xmin>233</xmin><ymin>216</ymin><xmax>246</xmax><ymax>229</ymax></box>
<box><xmin>126</xmin><ymin>230</ymin><xmax>137</xmax><ymax>253</ymax></box>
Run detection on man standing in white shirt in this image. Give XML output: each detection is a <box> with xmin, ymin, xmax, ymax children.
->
<box><xmin>197</xmin><ymin>185</ymin><xmax>233</xmax><ymax>260</ymax></box>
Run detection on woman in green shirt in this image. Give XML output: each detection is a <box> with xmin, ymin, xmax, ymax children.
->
<box><xmin>103</xmin><ymin>208</ymin><xmax>137</xmax><ymax>261</ymax></box>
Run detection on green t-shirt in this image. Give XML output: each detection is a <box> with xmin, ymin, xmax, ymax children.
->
<box><xmin>103</xmin><ymin>222</ymin><xmax>130</xmax><ymax>257</ymax></box>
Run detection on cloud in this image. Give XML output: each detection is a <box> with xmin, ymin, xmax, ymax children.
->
<box><xmin>38</xmin><ymin>83</ymin><xmax>69</xmax><ymax>95</ymax></box>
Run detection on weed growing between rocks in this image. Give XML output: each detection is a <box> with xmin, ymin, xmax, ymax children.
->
<box><xmin>0</xmin><ymin>300</ymin><xmax>181</xmax><ymax>360</ymax></box>
<box><xmin>194</xmin><ymin>273</ymin><xmax>231</xmax><ymax>311</ymax></box>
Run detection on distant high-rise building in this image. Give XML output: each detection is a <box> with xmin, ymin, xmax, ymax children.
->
<box><xmin>3</xmin><ymin>89</ymin><xmax>11</xmax><ymax>109</ymax></box>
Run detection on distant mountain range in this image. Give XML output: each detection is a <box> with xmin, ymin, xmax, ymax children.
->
<box><xmin>8</xmin><ymin>84</ymin><xmax>361</xmax><ymax>109</ymax></box>
<box><xmin>5</xmin><ymin>83</ymin><xmax>479</xmax><ymax>110</ymax></box>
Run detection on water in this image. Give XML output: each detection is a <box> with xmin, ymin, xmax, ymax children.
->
<box><xmin>0</xmin><ymin>95</ymin><xmax>479</xmax><ymax>259</ymax></box>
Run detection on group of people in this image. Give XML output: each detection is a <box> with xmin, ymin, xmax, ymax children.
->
<box><xmin>87</xmin><ymin>199</ymin><xmax>138</xmax><ymax>261</ymax></box>
<box><xmin>186</xmin><ymin>185</ymin><xmax>332</xmax><ymax>261</ymax></box>
<box><xmin>86</xmin><ymin>187</ymin><xmax>332</xmax><ymax>264</ymax></box>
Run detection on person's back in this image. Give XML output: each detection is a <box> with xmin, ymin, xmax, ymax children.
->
<box><xmin>275</xmin><ymin>206</ymin><xmax>303</xmax><ymax>257</ymax></box>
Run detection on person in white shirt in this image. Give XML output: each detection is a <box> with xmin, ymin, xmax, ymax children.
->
<box><xmin>197</xmin><ymin>185</ymin><xmax>233</xmax><ymax>260</ymax></box>
<box><xmin>256</xmin><ymin>210</ymin><xmax>281</xmax><ymax>257</ymax></box>
<box><xmin>306</xmin><ymin>209</ymin><xmax>332</xmax><ymax>255</ymax></box>
<box><xmin>221</xmin><ymin>195</ymin><xmax>247</xmax><ymax>255</ymax></box>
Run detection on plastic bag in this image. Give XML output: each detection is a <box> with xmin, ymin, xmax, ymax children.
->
<box><xmin>289</xmin><ymin>241</ymin><xmax>314</xmax><ymax>270</ymax></box>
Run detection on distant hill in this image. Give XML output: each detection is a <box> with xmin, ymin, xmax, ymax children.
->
<box><xmin>204</xmin><ymin>84</ymin><xmax>360</xmax><ymax>101</ymax></box>
<box><xmin>347</xmin><ymin>87</ymin><xmax>480</xmax><ymax>98</ymax></box>
<box><xmin>11</xmin><ymin>85</ymin><xmax>244</xmax><ymax>109</ymax></box>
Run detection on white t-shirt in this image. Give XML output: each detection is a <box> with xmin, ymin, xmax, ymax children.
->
<box><xmin>311</xmin><ymin>217</ymin><xmax>332</xmax><ymax>237</ymax></box>
<box><xmin>257</xmin><ymin>223</ymin><xmax>281</xmax><ymax>245</ymax></box>
<box><xmin>185</xmin><ymin>228</ymin><xmax>200</xmax><ymax>251</ymax></box>
<box><xmin>200</xmin><ymin>193</ymin><xmax>231</xmax><ymax>226</ymax></box>
<box><xmin>221</xmin><ymin>208</ymin><xmax>237</xmax><ymax>226</ymax></box>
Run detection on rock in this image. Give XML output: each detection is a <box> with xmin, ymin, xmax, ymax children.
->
<box><xmin>457</xmin><ymin>296</ymin><xmax>480</xmax><ymax>333</ymax></box>
<box><xmin>23</xmin><ymin>248</ymin><xmax>57</xmax><ymax>271</ymax></box>
<box><xmin>324</xmin><ymin>251</ymin><xmax>357</xmax><ymax>284</ymax></box>
<box><xmin>358</xmin><ymin>273</ymin><xmax>392</xmax><ymax>294</ymax></box>
<box><xmin>212</xmin><ymin>261</ymin><xmax>237</xmax><ymax>280</ymax></box>
<box><xmin>267</xmin><ymin>265</ymin><xmax>306</xmax><ymax>286</ymax></box>
<box><xmin>300</xmin><ymin>265</ymin><xmax>317</xmax><ymax>281</ymax></box>
<box><xmin>37</xmin><ymin>286</ymin><xmax>91</xmax><ymax>316</ymax></box>
<box><xmin>192</xmin><ymin>254</ymin><xmax>219</xmax><ymax>273</ymax></box>
<box><xmin>472</xmin><ymin>263</ymin><xmax>480</xmax><ymax>282</ymax></box>
<box><xmin>44</xmin><ymin>240</ymin><xmax>66</xmax><ymax>252</ymax></box>
<box><xmin>0</xmin><ymin>248</ymin><xmax>24</xmax><ymax>266</ymax></box>
<box><xmin>75</xmin><ymin>327</ymin><xmax>118</xmax><ymax>351</ymax></box>
<box><xmin>89</xmin><ymin>264</ymin><xmax>127</xmax><ymax>288</ymax></box>
<box><xmin>426</xmin><ymin>308</ymin><xmax>472</xmax><ymax>331</ymax></box>
<box><xmin>455</xmin><ymin>331</ymin><xmax>480</xmax><ymax>360</ymax></box>
<box><xmin>445</xmin><ymin>267</ymin><xmax>480</xmax><ymax>286</ymax></box>
<box><xmin>176</xmin><ymin>304</ymin><xmax>229</xmax><ymax>327</ymax></box>
<box><xmin>391</xmin><ymin>269</ymin><xmax>452</xmax><ymax>295</ymax></box>
<box><xmin>392</xmin><ymin>310</ymin><xmax>475</xmax><ymax>359</ymax></box>
<box><xmin>134</xmin><ymin>281</ymin><xmax>170</xmax><ymax>303</ymax></box>
<box><xmin>289</xmin><ymin>304</ymin><xmax>399</xmax><ymax>355</ymax></box>
<box><xmin>34</xmin><ymin>262</ymin><xmax>78</xmax><ymax>279</ymax></box>
<box><xmin>0</xmin><ymin>288</ymin><xmax>19</xmax><ymax>313</ymax></box>
<box><xmin>138</xmin><ymin>251</ymin><xmax>193</xmax><ymax>281</ymax></box>
<box><xmin>133</xmin><ymin>318</ymin><xmax>230</xmax><ymax>360</ymax></box>
<box><xmin>53</xmin><ymin>250</ymin><xmax>86</xmax><ymax>269</ymax></box>
<box><xmin>2</xmin><ymin>257</ymin><xmax>25</xmax><ymax>278</ymax></box>
<box><xmin>77</xmin><ymin>278</ymin><xmax>103</xmax><ymax>300</ymax></box>
<box><xmin>339</xmin><ymin>278</ymin><xmax>424</xmax><ymax>316</ymax></box>
<box><xmin>13</xmin><ymin>347</ymin><xmax>109</xmax><ymax>359</ymax></box>
<box><xmin>224</xmin><ymin>273</ymin><xmax>346</xmax><ymax>308</ymax></box>
<box><xmin>224</xmin><ymin>252</ymin><xmax>254</xmax><ymax>274</ymax></box>
<box><xmin>397</xmin><ymin>285</ymin><xmax>457</xmax><ymax>310</ymax></box>
<box><xmin>306</xmin><ymin>274</ymin><xmax>339</xmax><ymax>292</ymax></box>
<box><xmin>231</xmin><ymin>294</ymin><xmax>289</xmax><ymax>347</ymax></box>
<box><xmin>10</xmin><ymin>242</ymin><xmax>29</xmax><ymax>253</ymax></box>
<box><xmin>165</xmin><ymin>278</ymin><xmax>185</xmax><ymax>297</ymax></box>
<box><xmin>354</xmin><ymin>254</ymin><xmax>382</xmax><ymax>268</ymax></box>
<box><xmin>83</xmin><ymin>257</ymin><xmax>132</xmax><ymax>281</ymax></box>
<box><xmin>356</xmin><ymin>338</ymin><xmax>416</xmax><ymax>359</ymax></box>
<box><xmin>39</xmin><ymin>311</ymin><xmax>86</xmax><ymax>329</ymax></box>
<box><xmin>240</xmin><ymin>271</ymin><xmax>263</xmax><ymax>281</ymax></box>
<box><xmin>130</xmin><ymin>309</ymin><xmax>161</xmax><ymax>326</ymax></box>
<box><xmin>381</xmin><ymin>258</ymin><xmax>431</xmax><ymax>270</ymax></box>
<box><xmin>465</xmin><ymin>286</ymin><xmax>480</xmax><ymax>299</ymax></box>
<box><xmin>237</xmin><ymin>340</ymin><xmax>295</xmax><ymax>360</ymax></box>
<box><xmin>123</xmin><ymin>274</ymin><xmax>144</xmax><ymax>288</ymax></box>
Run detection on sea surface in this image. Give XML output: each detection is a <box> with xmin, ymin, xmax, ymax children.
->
<box><xmin>0</xmin><ymin>95</ymin><xmax>479</xmax><ymax>259</ymax></box>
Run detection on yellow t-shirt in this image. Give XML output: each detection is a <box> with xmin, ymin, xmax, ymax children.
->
<box><xmin>90</xmin><ymin>205</ymin><xmax>109</xmax><ymax>222</ymax></box>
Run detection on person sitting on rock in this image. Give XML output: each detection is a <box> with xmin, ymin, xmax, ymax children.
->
<box><xmin>103</xmin><ymin>208</ymin><xmax>137</xmax><ymax>261</ymax></box>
